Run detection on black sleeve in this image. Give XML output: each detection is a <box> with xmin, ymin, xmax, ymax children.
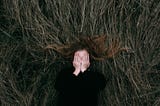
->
<box><xmin>54</xmin><ymin>67</ymin><xmax>77</xmax><ymax>92</ymax></box>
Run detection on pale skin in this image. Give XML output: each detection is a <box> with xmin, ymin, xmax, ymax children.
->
<box><xmin>72</xmin><ymin>49</ymin><xmax>90</xmax><ymax>76</ymax></box>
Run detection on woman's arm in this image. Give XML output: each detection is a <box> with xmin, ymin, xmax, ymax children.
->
<box><xmin>54</xmin><ymin>67</ymin><xmax>78</xmax><ymax>92</ymax></box>
<box><xmin>95</xmin><ymin>72</ymin><xmax>107</xmax><ymax>90</ymax></box>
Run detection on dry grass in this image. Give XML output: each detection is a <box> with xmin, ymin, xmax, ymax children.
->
<box><xmin>0</xmin><ymin>0</ymin><xmax>160</xmax><ymax>106</ymax></box>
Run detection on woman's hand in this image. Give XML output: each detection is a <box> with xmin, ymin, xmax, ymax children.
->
<box><xmin>72</xmin><ymin>53</ymin><xmax>81</xmax><ymax>76</ymax></box>
<box><xmin>81</xmin><ymin>54</ymin><xmax>90</xmax><ymax>72</ymax></box>
<box><xmin>72</xmin><ymin>51</ymin><xmax>90</xmax><ymax>75</ymax></box>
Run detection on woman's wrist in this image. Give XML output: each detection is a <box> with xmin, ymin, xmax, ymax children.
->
<box><xmin>81</xmin><ymin>67</ymin><xmax>87</xmax><ymax>72</ymax></box>
<box><xmin>73</xmin><ymin>68</ymin><xmax>80</xmax><ymax>76</ymax></box>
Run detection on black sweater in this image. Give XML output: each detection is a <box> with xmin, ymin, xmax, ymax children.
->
<box><xmin>54</xmin><ymin>66</ymin><xmax>107</xmax><ymax>106</ymax></box>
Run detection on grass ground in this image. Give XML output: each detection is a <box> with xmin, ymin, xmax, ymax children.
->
<box><xmin>0</xmin><ymin>0</ymin><xmax>160</xmax><ymax>106</ymax></box>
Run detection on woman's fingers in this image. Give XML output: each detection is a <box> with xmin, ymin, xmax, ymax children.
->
<box><xmin>73</xmin><ymin>53</ymin><xmax>78</xmax><ymax>64</ymax></box>
<box><xmin>85</xmin><ymin>55</ymin><xmax>87</xmax><ymax>61</ymax></box>
<box><xmin>76</xmin><ymin>55</ymin><xmax>79</xmax><ymax>63</ymax></box>
<box><xmin>75</xmin><ymin>54</ymin><xmax>77</xmax><ymax>62</ymax></box>
<box><xmin>85</xmin><ymin>54</ymin><xmax>89</xmax><ymax>63</ymax></box>
<box><xmin>88</xmin><ymin>54</ymin><xmax>90</xmax><ymax>62</ymax></box>
<box><xmin>73</xmin><ymin>53</ymin><xmax>80</xmax><ymax>69</ymax></box>
<box><xmin>76</xmin><ymin>53</ymin><xmax>80</xmax><ymax>65</ymax></box>
<box><xmin>87</xmin><ymin>54</ymin><xmax>90</xmax><ymax>67</ymax></box>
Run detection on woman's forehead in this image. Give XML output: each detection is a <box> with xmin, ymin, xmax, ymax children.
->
<box><xmin>76</xmin><ymin>50</ymin><xmax>88</xmax><ymax>54</ymax></box>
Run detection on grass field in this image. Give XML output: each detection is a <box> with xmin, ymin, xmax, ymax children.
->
<box><xmin>0</xmin><ymin>0</ymin><xmax>160</xmax><ymax>106</ymax></box>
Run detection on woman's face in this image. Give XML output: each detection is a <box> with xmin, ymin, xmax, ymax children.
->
<box><xmin>73</xmin><ymin>49</ymin><xmax>90</xmax><ymax>71</ymax></box>
<box><xmin>74</xmin><ymin>49</ymin><xmax>89</xmax><ymax>61</ymax></box>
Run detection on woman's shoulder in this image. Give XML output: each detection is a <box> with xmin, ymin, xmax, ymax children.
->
<box><xmin>87</xmin><ymin>68</ymin><xmax>107</xmax><ymax>90</ymax></box>
<box><xmin>87</xmin><ymin>67</ymin><xmax>105</xmax><ymax>78</ymax></box>
<box><xmin>59</xmin><ymin>65</ymin><xmax>74</xmax><ymax>75</ymax></box>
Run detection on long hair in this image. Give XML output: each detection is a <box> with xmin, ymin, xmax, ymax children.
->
<box><xmin>45</xmin><ymin>35</ymin><xmax>129</xmax><ymax>61</ymax></box>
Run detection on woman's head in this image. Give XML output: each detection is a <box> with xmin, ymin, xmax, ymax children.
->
<box><xmin>74</xmin><ymin>49</ymin><xmax>89</xmax><ymax>61</ymax></box>
<box><xmin>73</xmin><ymin>48</ymin><xmax>90</xmax><ymax>71</ymax></box>
<box><xmin>70</xmin><ymin>42</ymin><xmax>90</xmax><ymax>60</ymax></box>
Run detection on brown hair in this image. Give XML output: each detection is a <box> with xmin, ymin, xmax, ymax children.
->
<box><xmin>45</xmin><ymin>35</ymin><xmax>128</xmax><ymax>61</ymax></box>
